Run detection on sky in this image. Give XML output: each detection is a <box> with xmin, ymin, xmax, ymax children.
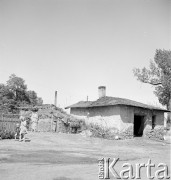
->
<box><xmin>0</xmin><ymin>0</ymin><xmax>170</xmax><ymax>109</ymax></box>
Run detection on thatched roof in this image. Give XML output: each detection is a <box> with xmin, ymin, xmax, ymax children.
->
<box><xmin>65</xmin><ymin>96</ymin><xmax>169</xmax><ymax>112</ymax></box>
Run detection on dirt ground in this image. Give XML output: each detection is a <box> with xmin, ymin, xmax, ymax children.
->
<box><xmin>0</xmin><ymin>132</ymin><xmax>170</xmax><ymax>180</ymax></box>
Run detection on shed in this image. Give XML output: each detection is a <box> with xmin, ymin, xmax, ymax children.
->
<box><xmin>65</xmin><ymin>87</ymin><xmax>169</xmax><ymax>138</ymax></box>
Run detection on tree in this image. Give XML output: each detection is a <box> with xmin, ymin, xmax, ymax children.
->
<box><xmin>0</xmin><ymin>74</ymin><xmax>43</xmax><ymax>113</ymax></box>
<box><xmin>0</xmin><ymin>84</ymin><xmax>16</xmax><ymax>113</ymax></box>
<box><xmin>26</xmin><ymin>90</ymin><xmax>44</xmax><ymax>106</ymax></box>
<box><xmin>37</xmin><ymin>97</ymin><xmax>43</xmax><ymax>105</ymax></box>
<box><xmin>133</xmin><ymin>49</ymin><xmax>171</xmax><ymax>122</ymax></box>
<box><xmin>6</xmin><ymin>74</ymin><xmax>30</xmax><ymax>108</ymax></box>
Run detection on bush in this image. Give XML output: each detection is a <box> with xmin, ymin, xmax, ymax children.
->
<box><xmin>145</xmin><ymin>127</ymin><xmax>164</xmax><ymax>140</ymax></box>
<box><xmin>87</xmin><ymin>123</ymin><xmax>119</xmax><ymax>139</ymax></box>
<box><xmin>86</xmin><ymin>123</ymin><xmax>134</xmax><ymax>140</ymax></box>
<box><xmin>119</xmin><ymin>126</ymin><xmax>134</xmax><ymax>139</ymax></box>
<box><xmin>0</xmin><ymin>129</ymin><xmax>15</xmax><ymax>140</ymax></box>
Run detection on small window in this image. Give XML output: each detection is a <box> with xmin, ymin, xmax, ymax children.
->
<box><xmin>152</xmin><ymin>115</ymin><xmax>156</xmax><ymax>129</ymax></box>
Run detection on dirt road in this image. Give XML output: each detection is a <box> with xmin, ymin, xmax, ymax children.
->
<box><xmin>0</xmin><ymin>132</ymin><xmax>170</xmax><ymax>180</ymax></box>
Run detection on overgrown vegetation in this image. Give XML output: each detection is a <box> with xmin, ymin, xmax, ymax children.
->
<box><xmin>145</xmin><ymin>127</ymin><xmax>165</xmax><ymax>140</ymax></box>
<box><xmin>133</xmin><ymin>49</ymin><xmax>171</xmax><ymax>123</ymax></box>
<box><xmin>0</xmin><ymin>74</ymin><xmax>43</xmax><ymax>113</ymax></box>
<box><xmin>0</xmin><ymin>129</ymin><xmax>15</xmax><ymax>140</ymax></box>
<box><xmin>87</xmin><ymin>123</ymin><xmax>133</xmax><ymax>140</ymax></box>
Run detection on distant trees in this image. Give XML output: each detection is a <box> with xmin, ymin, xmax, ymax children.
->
<box><xmin>0</xmin><ymin>74</ymin><xmax>43</xmax><ymax>113</ymax></box>
<box><xmin>133</xmin><ymin>49</ymin><xmax>171</xmax><ymax>122</ymax></box>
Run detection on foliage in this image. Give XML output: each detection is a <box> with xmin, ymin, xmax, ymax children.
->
<box><xmin>37</xmin><ymin>97</ymin><xmax>43</xmax><ymax>106</ymax></box>
<box><xmin>133</xmin><ymin>49</ymin><xmax>171</xmax><ymax>114</ymax></box>
<box><xmin>0</xmin><ymin>129</ymin><xmax>15</xmax><ymax>140</ymax></box>
<box><xmin>0</xmin><ymin>84</ymin><xmax>16</xmax><ymax>113</ymax></box>
<box><xmin>145</xmin><ymin>127</ymin><xmax>164</xmax><ymax>140</ymax></box>
<box><xmin>26</xmin><ymin>91</ymin><xmax>39</xmax><ymax>106</ymax></box>
<box><xmin>88</xmin><ymin>123</ymin><xmax>119</xmax><ymax>139</ymax></box>
<box><xmin>7</xmin><ymin>74</ymin><xmax>27</xmax><ymax>95</ymax></box>
<box><xmin>0</xmin><ymin>74</ymin><xmax>43</xmax><ymax>113</ymax></box>
<box><xmin>119</xmin><ymin>126</ymin><xmax>133</xmax><ymax>139</ymax></box>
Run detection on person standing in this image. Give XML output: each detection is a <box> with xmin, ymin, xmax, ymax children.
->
<box><xmin>19</xmin><ymin>117</ymin><xmax>27</xmax><ymax>142</ymax></box>
<box><xmin>31</xmin><ymin>109</ymin><xmax>39</xmax><ymax>132</ymax></box>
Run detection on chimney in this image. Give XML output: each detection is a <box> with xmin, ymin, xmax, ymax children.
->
<box><xmin>54</xmin><ymin>91</ymin><xmax>57</xmax><ymax>106</ymax></box>
<box><xmin>98</xmin><ymin>86</ymin><xmax>106</xmax><ymax>98</ymax></box>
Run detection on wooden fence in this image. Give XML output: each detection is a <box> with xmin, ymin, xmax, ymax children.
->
<box><xmin>0</xmin><ymin>114</ymin><xmax>20</xmax><ymax>132</ymax></box>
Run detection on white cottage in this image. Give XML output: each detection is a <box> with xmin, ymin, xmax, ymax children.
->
<box><xmin>65</xmin><ymin>86</ymin><xmax>169</xmax><ymax>137</ymax></box>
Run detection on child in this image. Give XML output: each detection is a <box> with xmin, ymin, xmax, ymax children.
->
<box><xmin>19</xmin><ymin>116</ymin><xmax>27</xmax><ymax>142</ymax></box>
<box><xmin>14</xmin><ymin>123</ymin><xmax>20</xmax><ymax>140</ymax></box>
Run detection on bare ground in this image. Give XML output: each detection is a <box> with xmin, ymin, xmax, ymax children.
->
<box><xmin>0</xmin><ymin>132</ymin><xmax>170</xmax><ymax>180</ymax></box>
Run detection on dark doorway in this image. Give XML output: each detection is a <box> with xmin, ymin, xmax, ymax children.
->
<box><xmin>134</xmin><ymin>115</ymin><xmax>144</xmax><ymax>137</ymax></box>
<box><xmin>152</xmin><ymin>115</ymin><xmax>156</xmax><ymax>129</ymax></box>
